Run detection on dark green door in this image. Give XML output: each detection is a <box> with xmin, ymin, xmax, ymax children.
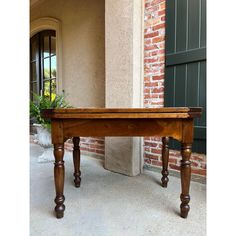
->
<box><xmin>165</xmin><ymin>0</ymin><xmax>206</xmax><ymax>153</ymax></box>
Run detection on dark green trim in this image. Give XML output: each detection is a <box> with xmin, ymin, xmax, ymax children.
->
<box><xmin>166</xmin><ymin>47</ymin><xmax>206</xmax><ymax>66</ymax></box>
<box><xmin>194</xmin><ymin>127</ymin><xmax>206</xmax><ymax>139</ymax></box>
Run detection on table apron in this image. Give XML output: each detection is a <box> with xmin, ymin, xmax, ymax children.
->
<box><xmin>56</xmin><ymin>118</ymin><xmax>187</xmax><ymax>141</ymax></box>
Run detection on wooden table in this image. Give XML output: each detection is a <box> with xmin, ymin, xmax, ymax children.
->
<box><xmin>42</xmin><ymin>107</ymin><xmax>202</xmax><ymax>219</ymax></box>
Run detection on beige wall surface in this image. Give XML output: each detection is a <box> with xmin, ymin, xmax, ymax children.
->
<box><xmin>105</xmin><ymin>0</ymin><xmax>143</xmax><ymax>108</ymax></box>
<box><xmin>30</xmin><ymin>0</ymin><xmax>105</xmax><ymax>107</ymax></box>
<box><xmin>105</xmin><ymin>0</ymin><xmax>143</xmax><ymax>176</ymax></box>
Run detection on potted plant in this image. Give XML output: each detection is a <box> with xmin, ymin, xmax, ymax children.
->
<box><xmin>30</xmin><ymin>93</ymin><xmax>71</xmax><ymax>162</ymax></box>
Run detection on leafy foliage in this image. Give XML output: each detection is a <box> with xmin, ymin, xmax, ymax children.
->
<box><xmin>30</xmin><ymin>93</ymin><xmax>72</xmax><ymax>130</ymax></box>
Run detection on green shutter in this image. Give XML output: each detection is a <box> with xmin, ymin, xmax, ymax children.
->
<box><xmin>165</xmin><ymin>0</ymin><xmax>206</xmax><ymax>154</ymax></box>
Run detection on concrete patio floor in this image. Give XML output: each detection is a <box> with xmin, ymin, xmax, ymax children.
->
<box><xmin>30</xmin><ymin>143</ymin><xmax>206</xmax><ymax>236</ymax></box>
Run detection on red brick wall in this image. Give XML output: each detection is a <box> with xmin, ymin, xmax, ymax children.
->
<box><xmin>144</xmin><ymin>0</ymin><xmax>165</xmax><ymax>108</ymax></box>
<box><xmin>65</xmin><ymin>137</ymin><xmax>105</xmax><ymax>158</ymax></box>
<box><xmin>143</xmin><ymin>0</ymin><xmax>206</xmax><ymax>177</ymax></box>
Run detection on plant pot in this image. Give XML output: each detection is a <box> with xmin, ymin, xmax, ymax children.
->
<box><xmin>33</xmin><ymin>124</ymin><xmax>54</xmax><ymax>163</ymax></box>
<box><xmin>33</xmin><ymin>124</ymin><xmax>52</xmax><ymax>147</ymax></box>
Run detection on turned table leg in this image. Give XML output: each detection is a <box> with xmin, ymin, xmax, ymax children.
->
<box><xmin>161</xmin><ymin>137</ymin><xmax>170</xmax><ymax>187</ymax></box>
<box><xmin>54</xmin><ymin>144</ymin><xmax>65</xmax><ymax>219</ymax></box>
<box><xmin>72</xmin><ymin>137</ymin><xmax>81</xmax><ymax>187</ymax></box>
<box><xmin>180</xmin><ymin>143</ymin><xmax>192</xmax><ymax>218</ymax></box>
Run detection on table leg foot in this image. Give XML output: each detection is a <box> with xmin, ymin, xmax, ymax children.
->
<box><xmin>161</xmin><ymin>178</ymin><xmax>168</xmax><ymax>188</ymax></box>
<box><xmin>161</xmin><ymin>137</ymin><xmax>169</xmax><ymax>188</ymax></box>
<box><xmin>180</xmin><ymin>194</ymin><xmax>190</xmax><ymax>218</ymax></box>
<box><xmin>54</xmin><ymin>195</ymin><xmax>65</xmax><ymax>219</ymax></box>
<box><xmin>74</xmin><ymin>173</ymin><xmax>81</xmax><ymax>188</ymax></box>
<box><xmin>73</xmin><ymin>137</ymin><xmax>81</xmax><ymax>188</ymax></box>
<box><xmin>180</xmin><ymin>143</ymin><xmax>192</xmax><ymax>219</ymax></box>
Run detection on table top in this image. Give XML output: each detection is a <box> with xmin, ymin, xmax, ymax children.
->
<box><xmin>42</xmin><ymin>107</ymin><xmax>202</xmax><ymax>119</ymax></box>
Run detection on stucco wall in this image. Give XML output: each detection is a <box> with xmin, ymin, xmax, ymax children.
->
<box><xmin>30</xmin><ymin>0</ymin><xmax>105</xmax><ymax>107</ymax></box>
<box><xmin>105</xmin><ymin>0</ymin><xmax>143</xmax><ymax>176</ymax></box>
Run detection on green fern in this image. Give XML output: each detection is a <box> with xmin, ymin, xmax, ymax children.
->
<box><xmin>30</xmin><ymin>93</ymin><xmax>72</xmax><ymax>130</ymax></box>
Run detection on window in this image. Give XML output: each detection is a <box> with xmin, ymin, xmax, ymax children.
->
<box><xmin>30</xmin><ymin>30</ymin><xmax>57</xmax><ymax>101</ymax></box>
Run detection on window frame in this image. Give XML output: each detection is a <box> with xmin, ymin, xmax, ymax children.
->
<box><xmin>30</xmin><ymin>30</ymin><xmax>57</xmax><ymax>101</ymax></box>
